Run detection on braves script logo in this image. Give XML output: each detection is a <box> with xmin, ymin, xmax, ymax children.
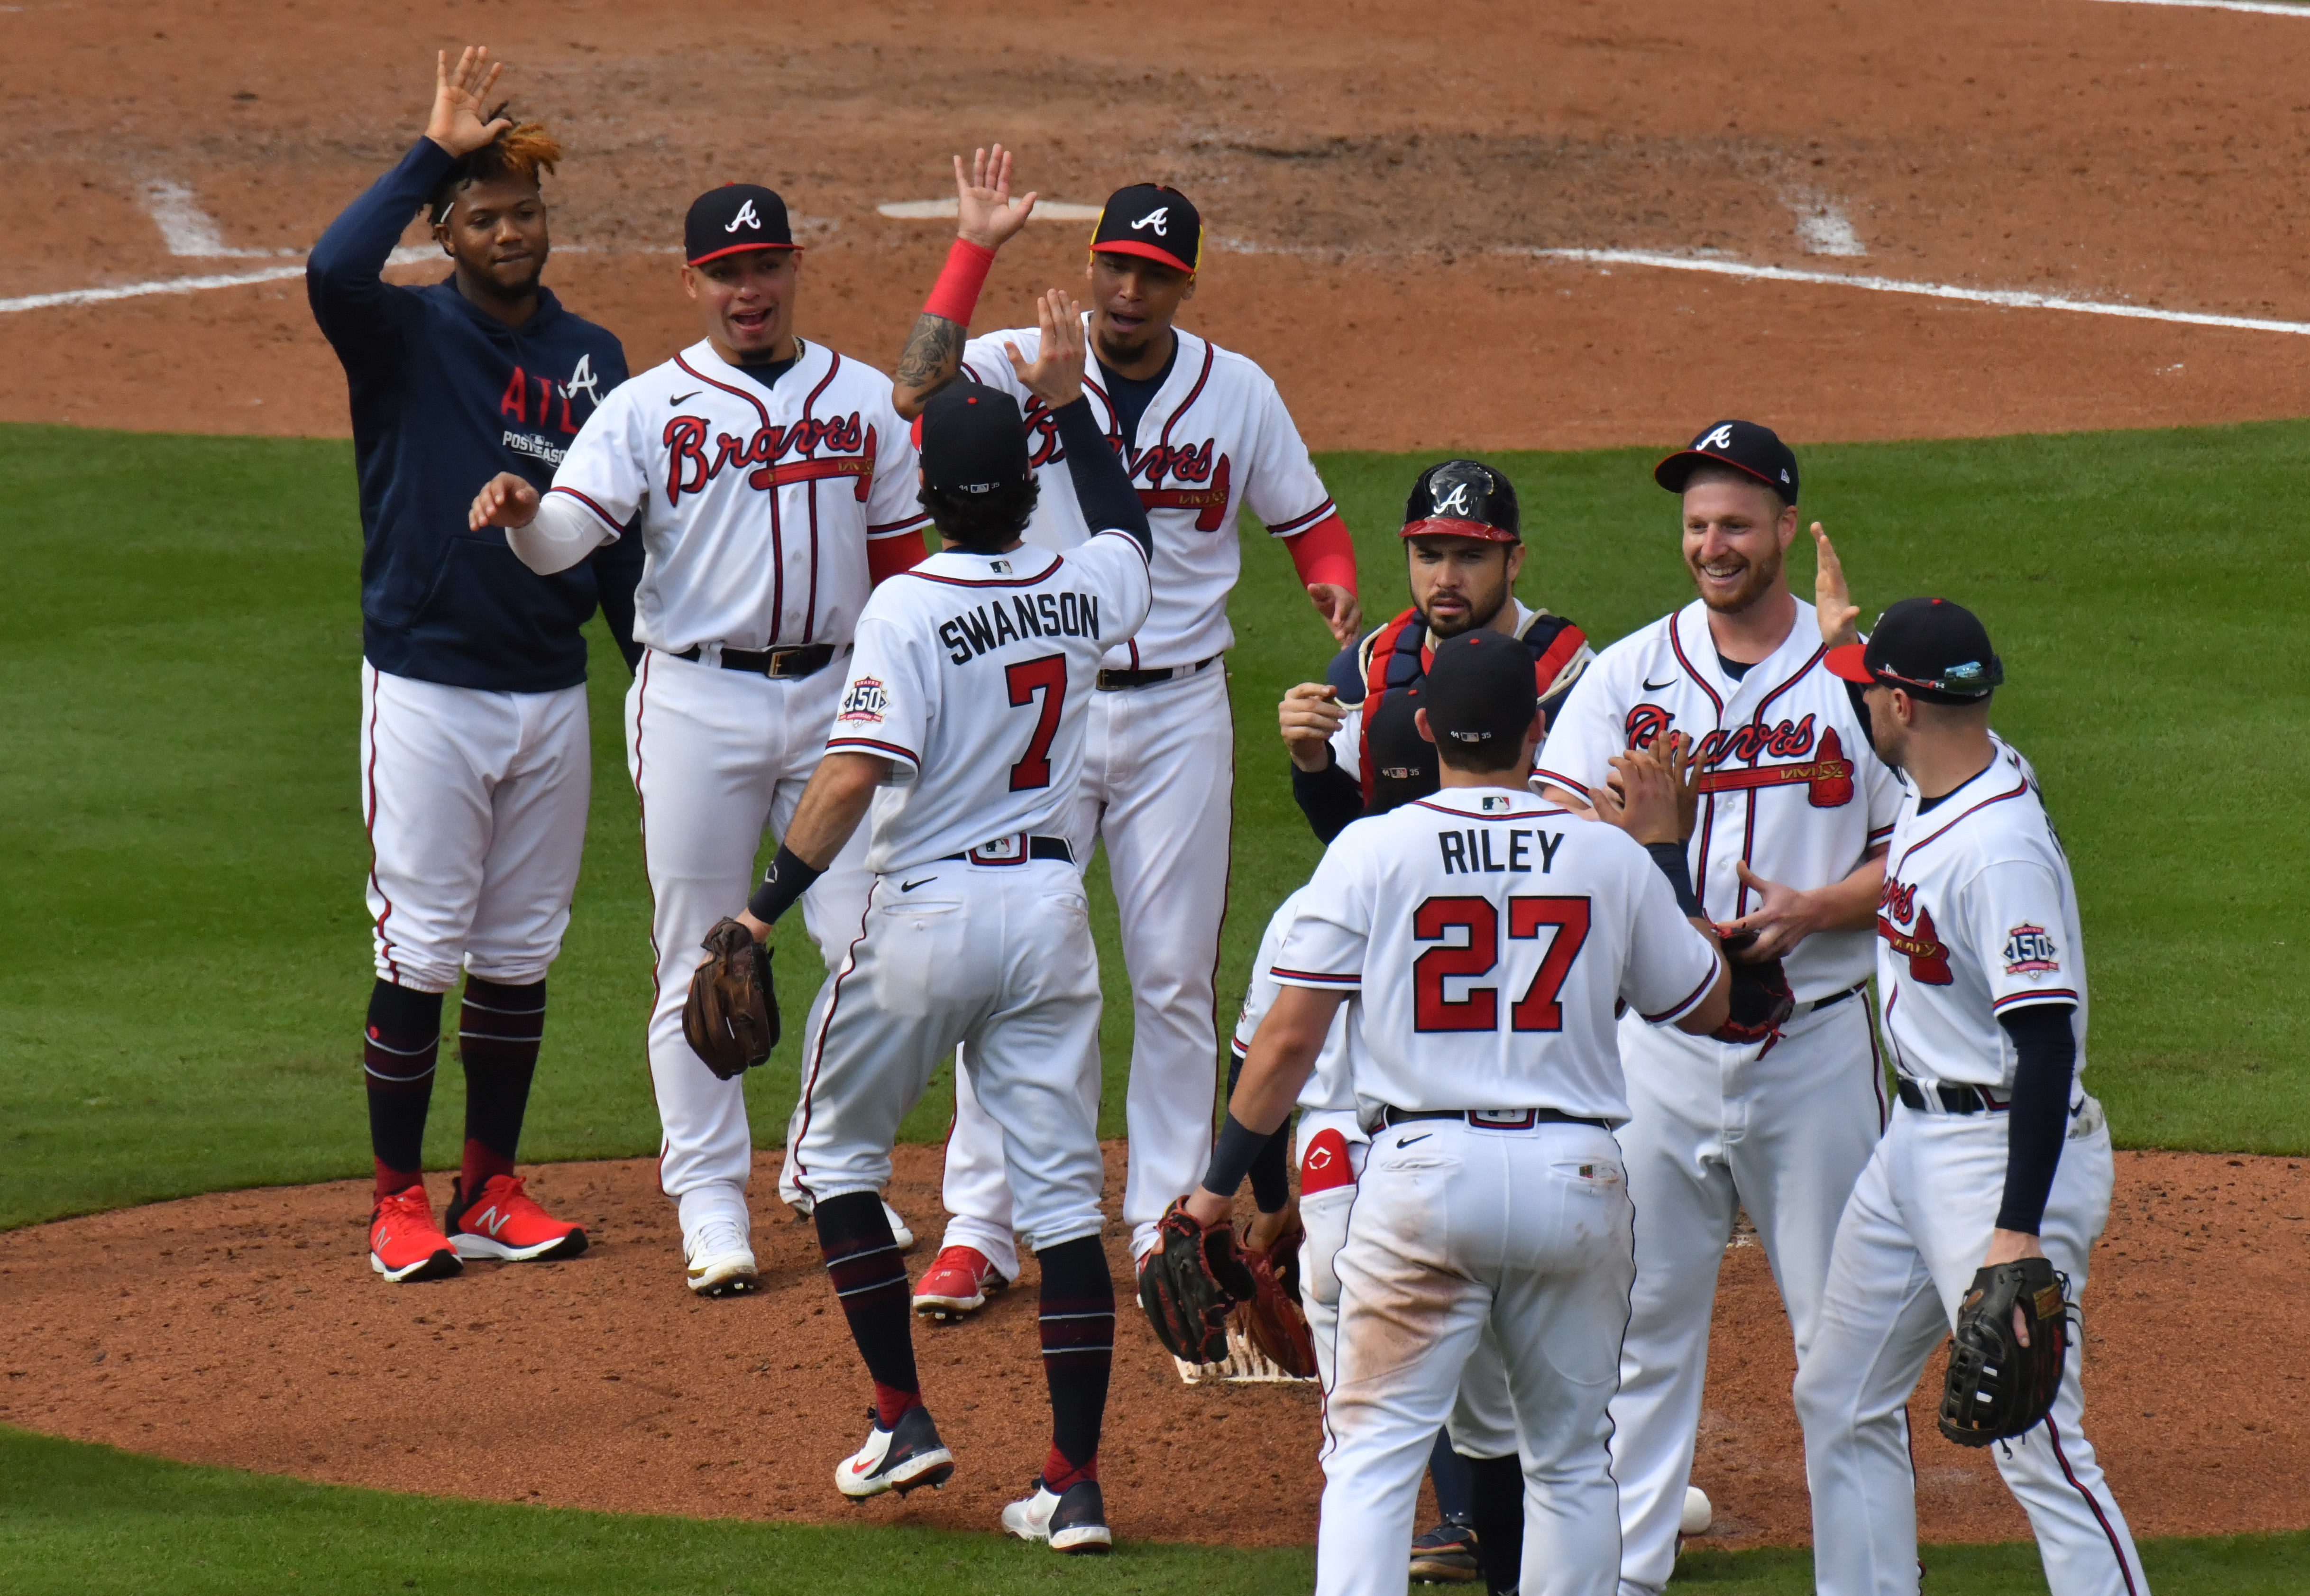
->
<box><xmin>2002</xmin><ymin>923</ymin><xmax>2061</xmax><ymax>976</ymax></box>
<box><xmin>1134</xmin><ymin>440</ymin><xmax>1233</xmax><ymax>531</ymax></box>
<box><xmin>1431</xmin><ymin>481</ymin><xmax>1476</xmax><ymax>517</ymax></box>
<box><xmin>1624</xmin><ymin>707</ymin><xmax>1854</xmax><ymax>807</ymax></box>
<box><xmin>836</xmin><ymin>676</ymin><xmax>888</xmax><ymax>725</ymax></box>
<box><xmin>1131</xmin><ymin>206</ymin><xmax>1170</xmax><ymax>236</ymax></box>
<box><xmin>661</xmin><ymin>413</ymin><xmax>876</xmax><ymax>505</ymax></box>
<box><xmin>1699</xmin><ymin>423</ymin><xmax>1735</xmax><ymax>451</ymax></box>
<box><xmin>725</xmin><ymin>199</ymin><xmax>761</xmax><ymax>233</ymax></box>
<box><xmin>1877</xmin><ymin>877</ymin><xmax>1952</xmax><ymax>983</ymax></box>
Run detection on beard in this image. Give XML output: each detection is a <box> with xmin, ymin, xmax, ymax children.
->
<box><xmin>1424</xmin><ymin>584</ymin><xmax>1511</xmax><ymax>640</ymax></box>
<box><xmin>1688</xmin><ymin>538</ymin><xmax>1784</xmax><ymax>614</ymax></box>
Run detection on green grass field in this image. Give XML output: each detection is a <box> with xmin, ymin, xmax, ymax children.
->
<box><xmin>2</xmin><ymin>419</ymin><xmax>2306</xmax><ymax>1589</ymax></box>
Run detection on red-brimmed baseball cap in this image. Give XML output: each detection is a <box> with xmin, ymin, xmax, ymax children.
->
<box><xmin>1825</xmin><ymin>596</ymin><xmax>2005</xmax><ymax>702</ymax></box>
<box><xmin>1401</xmin><ymin>459</ymin><xmax>1520</xmax><ymax>543</ymax></box>
<box><xmin>1655</xmin><ymin>418</ymin><xmax>1799</xmax><ymax>504</ymax></box>
<box><xmin>685</xmin><ymin>184</ymin><xmax>798</xmax><ymax>266</ymax></box>
<box><xmin>1089</xmin><ymin>183</ymin><xmax>1201</xmax><ymax>275</ymax></box>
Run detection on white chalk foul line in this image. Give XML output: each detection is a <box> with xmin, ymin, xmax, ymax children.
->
<box><xmin>1528</xmin><ymin>249</ymin><xmax>2310</xmax><ymax>337</ymax></box>
<box><xmin>0</xmin><ymin>264</ymin><xmax>308</xmax><ymax>314</ymax></box>
<box><xmin>2087</xmin><ymin>0</ymin><xmax>2310</xmax><ymax>16</ymax></box>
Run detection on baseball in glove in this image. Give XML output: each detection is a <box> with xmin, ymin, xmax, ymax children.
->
<box><xmin>1711</xmin><ymin>931</ymin><xmax>1796</xmax><ymax>1045</ymax></box>
<box><xmin>681</xmin><ymin>917</ymin><xmax>778</xmax><ymax>1081</ymax></box>
<box><xmin>1138</xmin><ymin>1198</ymin><xmax>1257</xmax><ymax>1366</ymax></box>
<box><xmin>1232</xmin><ymin>1211</ymin><xmax>1319</xmax><ymax>1378</ymax></box>
<box><xmin>1937</xmin><ymin>1257</ymin><xmax>2071</xmax><ymax>1446</ymax></box>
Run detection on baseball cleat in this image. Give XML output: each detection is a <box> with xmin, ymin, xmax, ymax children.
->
<box><xmin>1409</xmin><ymin>1518</ymin><xmax>1482</xmax><ymax>1582</ymax></box>
<box><xmin>912</xmin><ymin>1244</ymin><xmax>1008</xmax><ymax>1318</ymax></box>
<box><xmin>836</xmin><ymin>1404</ymin><xmax>954</xmax><ymax>1499</ymax></box>
<box><xmin>1001</xmin><ymin>1476</ymin><xmax>1112</xmax><ymax>1553</ymax></box>
<box><xmin>1680</xmin><ymin>1484</ymin><xmax>1714</xmax><ymax>1537</ymax></box>
<box><xmin>444</xmin><ymin>1174</ymin><xmax>587</xmax><ymax>1263</ymax></box>
<box><xmin>883</xmin><ymin>1200</ymin><xmax>917</xmax><ymax>1252</ymax></box>
<box><xmin>684</xmin><ymin>1217</ymin><xmax>760</xmax><ymax>1296</ymax></box>
<box><xmin>369</xmin><ymin>1186</ymin><xmax>463</xmax><ymax>1283</ymax></box>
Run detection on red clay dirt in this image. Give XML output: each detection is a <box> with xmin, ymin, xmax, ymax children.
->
<box><xmin>1</xmin><ymin>1146</ymin><xmax>2303</xmax><ymax>1551</ymax></box>
<box><xmin>10</xmin><ymin>0</ymin><xmax>2310</xmax><ymax>449</ymax></box>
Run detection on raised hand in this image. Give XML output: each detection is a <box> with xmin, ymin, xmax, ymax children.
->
<box><xmin>1004</xmin><ymin>288</ymin><xmax>1087</xmax><ymax>411</ymax></box>
<box><xmin>469</xmin><ymin>470</ymin><xmax>539</xmax><ymax>531</ymax></box>
<box><xmin>1644</xmin><ymin>728</ymin><xmax>1701</xmax><ymax>842</ymax></box>
<box><xmin>955</xmin><ymin>145</ymin><xmax>1038</xmax><ymax>251</ymax></box>
<box><xmin>426</xmin><ymin>46</ymin><xmax>512</xmax><ymax>159</ymax></box>
<box><xmin>1813</xmin><ymin>522</ymin><xmax>1861</xmax><ymax>647</ymax></box>
<box><xmin>1593</xmin><ymin>750</ymin><xmax>1683</xmax><ymax>846</ymax></box>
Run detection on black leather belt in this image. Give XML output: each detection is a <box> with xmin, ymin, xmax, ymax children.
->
<box><xmin>1096</xmin><ymin>655</ymin><xmax>1218</xmax><ymax>692</ymax></box>
<box><xmin>1804</xmin><ymin>983</ymin><xmax>1863</xmax><ymax>1017</ymax></box>
<box><xmin>676</xmin><ymin>642</ymin><xmax>840</xmax><ymax>679</ymax></box>
<box><xmin>1380</xmin><ymin>1106</ymin><xmax>1613</xmax><ymax>1133</ymax></box>
<box><xmin>1896</xmin><ymin>1077</ymin><xmax>2011</xmax><ymax>1115</ymax></box>
<box><xmin>938</xmin><ymin>835</ymin><xmax>1076</xmax><ymax>866</ymax></box>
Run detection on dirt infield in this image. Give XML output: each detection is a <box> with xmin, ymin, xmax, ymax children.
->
<box><xmin>10</xmin><ymin>0</ymin><xmax>2310</xmax><ymax>447</ymax></box>
<box><xmin>1</xmin><ymin>1146</ymin><xmax>2302</xmax><ymax>1550</ymax></box>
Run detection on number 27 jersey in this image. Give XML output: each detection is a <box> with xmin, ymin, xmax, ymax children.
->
<box><xmin>826</xmin><ymin>535</ymin><xmax>1153</xmax><ymax>875</ymax></box>
<box><xmin>1274</xmin><ymin>788</ymin><xmax>1723</xmax><ymax>1125</ymax></box>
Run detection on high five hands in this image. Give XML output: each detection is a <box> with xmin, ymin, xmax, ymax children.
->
<box><xmin>1004</xmin><ymin>289</ymin><xmax>1087</xmax><ymax>412</ymax></box>
<box><xmin>426</xmin><ymin>46</ymin><xmax>512</xmax><ymax>159</ymax></box>
<box><xmin>954</xmin><ymin>145</ymin><xmax>1037</xmax><ymax>252</ymax></box>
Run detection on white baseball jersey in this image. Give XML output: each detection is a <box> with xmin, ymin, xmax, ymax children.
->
<box><xmin>1274</xmin><ymin>786</ymin><xmax>1722</xmax><ymax>1125</ymax></box>
<box><xmin>1232</xmin><ymin>888</ymin><xmax>1359</xmax><ymax>1115</ymax></box>
<box><xmin>1874</xmin><ymin>735</ymin><xmax>2087</xmax><ymax>1091</ymax></box>
<box><xmin>545</xmin><ymin>339</ymin><xmax>927</xmax><ymax>653</ymax></box>
<box><xmin>1533</xmin><ymin>597</ymin><xmax>1902</xmax><ymax>1002</ymax></box>
<box><xmin>826</xmin><ymin>536</ymin><xmax>1154</xmax><ymax>875</ymax></box>
<box><xmin>958</xmin><ymin>319</ymin><xmax>1333</xmax><ymax>669</ymax></box>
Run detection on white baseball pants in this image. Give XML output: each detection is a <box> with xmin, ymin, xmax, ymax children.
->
<box><xmin>1297</xmin><ymin>1110</ymin><xmax>1518</xmax><ymax>1458</ymax></box>
<box><xmin>1609</xmin><ymin>994</ymin><xmax>1886</xmax><ymax>1596</ymax></box>
<box><xmin>1794</xmin><ymin>1098</ymin><xmax>2146</xmax><ymax>1596</ymax></box>
<box><xmin>624</xmin><ymin>650</ymin><xmax>869</xmax><ymax>1230</ymax></box>
<box><xmin>787</xmin><ymin>858</ymin><xmax>1108</xmax><ymax>1252</ymax></box>
<box><xmin>937</xmin><ymin>664</ymin><xmax>1235</xmax><ymax>1269</ymax></box>
<box><xmin>1318</xmin><ymin>1118</ymin><xmax>1636</xmax><ymax>1596</ymax></box>
<box><xmin>360</xmin><ymin>664</ymin><xmax>592</xmax><ymax>994</ymax></box>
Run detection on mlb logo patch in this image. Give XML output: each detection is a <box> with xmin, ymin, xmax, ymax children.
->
<box><xmin>990</xmin><ymin>559</ymin><xmax>1012</xmax><ymax>574</ymax></box>
<box><xmin>2002</xmin><ymin>923</ymin><xmax>2060</xmax><ymax>975</ymax></box>
<box><xmin>1481</xmin><ymin>794</ymin><xmax>1508</xmax><ymax>812</ymax></box>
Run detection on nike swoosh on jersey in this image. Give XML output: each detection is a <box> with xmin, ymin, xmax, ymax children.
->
<box><xmin>1643</xmin><ymin>676</ymin><xmax>1679</xmax><ymax>691</ymax></box>
<box><xmin>900</xmin><ymin>878</ymin><xmax>934</xmax><ymax>892</ymax></box>
<box><xmin>670</xmin><ymin>391</ymin><xmax>700</xmax><ymax>404</ymax></box>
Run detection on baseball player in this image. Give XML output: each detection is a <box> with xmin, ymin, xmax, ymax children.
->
<box><xmin>1531</xmin><ymin>420</ymin><xmax>1904</xmax><ymax>1592</ymax></box>
<box><xmin>468</xmin><ymin>180</ymin><xmax>928</xmax><ymax>1295</ymax></box>
<box><xmin>310</xmin><ymin>46</ymin><xmax>635</xmax><ymax>1282</ymax></box>
<box><xmin>869</xmin><ymin>151</ymin><xmax>1360</xmax><ymax>1312</ymax></box>
<box><xmin>1183</xmin><ymin>629</ymin><xmax>1731</xmax><ymax>1596</ymax></box>
<box><xmin>1260</xmin><ymin>458</ymin><xmax>1594</xmax><ymax>1589</ymax></box>
<box><xmin>1794</xmin><ymin>595</ymin><xmax>2146</xmax><ymax>1596</ymax></box>
<box><xmin>720</xmin><ymin>293</ymin><xmax>1153</xmax><ymax>1550</ymax></box>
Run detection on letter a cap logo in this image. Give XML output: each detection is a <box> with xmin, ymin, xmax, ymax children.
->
<box><xmin>1091</xmin><ymin>182</ymin><xmax>1202</xmax><ymax>275</ymax></box>
<box><xmin>685</xmin><ymin>183</ymin><xmax>798</xmax><ymax>266</ymax></box>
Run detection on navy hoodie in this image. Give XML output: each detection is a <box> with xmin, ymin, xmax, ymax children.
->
<box><xmin>308</xmin><ymin>138</ymin><xmax>641</xmax><ymax>693</ymax></box>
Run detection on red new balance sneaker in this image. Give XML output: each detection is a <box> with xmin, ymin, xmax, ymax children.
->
<box><xmin>370</xmin><ymin>1185</ymin><xmax>462</xmax><ymax>1283</ymax></box>
<box><xmin>911</xmin><ymin>1244</ymin><xmax>1008</xmax><ymax>1319</ymax></box>
<box><xmin>444</xmin><ymin>1173</ymin><xmax>588</xmax><ymax>1263</ymax></box>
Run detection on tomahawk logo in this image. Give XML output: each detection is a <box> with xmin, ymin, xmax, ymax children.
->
<box><xmin>725</xmin><ymin>199</ymin><xmax>761</xmax><ymax>233</ymax></box>
<box><xmin>1431</xmin><ymin>481</ymin><xmax>1476</xmax><ymax>516</ymax></box>
<box><xmin>565</xmin><ymin>353</ymin><xmax>602</xmax><ymax>406</ymax></box>
<box><xmin>1130</xmin><ymin>206</ymin><xmax>1170</xmax><ymax>236</ymax></box>
<box><xmin>1699</xmin><ymin>423</ymin><xmax>1735</xmax><ymax>452</ymax></box>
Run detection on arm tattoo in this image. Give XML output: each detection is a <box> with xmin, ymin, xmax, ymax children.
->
<box><xmin>896</xmin><ymin>312</ymin><xmax>964</xmax><ymax>395</ymax></box>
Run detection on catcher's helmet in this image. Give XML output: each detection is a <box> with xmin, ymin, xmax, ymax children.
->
<box><xmin>1402</xmin><ymin>459</ymin><xmax>1519</xmax><ymax>543</ymax></box>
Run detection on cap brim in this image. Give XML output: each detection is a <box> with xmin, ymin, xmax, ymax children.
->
<box><xmin>1089</xmin><ymin>238</ymin><xmax>1197</xmax><ymax>275</ymax></box>
<box><xmin>1653</xmin><ymin>449</ymin><xmax>1786</xmax><ymax>497</ymax></box>
<box><xmin>1823</xmin><ymin>642</ymin><xmax>1875</xmax><ymax>683</ymax></box>
<box><xmin>687</xmin><ymin>241</ymin><xmax>801</xmax><ymax>266</ymax></box>
<box><xmin>1400</xmin><ymin>517</ymin><xmax>1518</xmax><ymax>544</ymax></box>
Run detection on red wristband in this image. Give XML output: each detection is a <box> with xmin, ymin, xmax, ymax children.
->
<box><xmin>922</xmin><ymin>237</ymin><xmax>995</xmax><ymax>326</ymax></box>
<box><xmin>1283</xmin><ymin>511</ymin><xmax>1358</xmax><ymax>594</ymax></box>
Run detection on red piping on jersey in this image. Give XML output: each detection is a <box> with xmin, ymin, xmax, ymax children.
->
<box><xmin>674</xmin><ymin>350</ymin><xmax>771</xmax><ymax>426</ymax></box>
<box><xmin>1531</xmin><ymin>765</ymin><xmax>1591</xmax><ymax>799</ymax></box>
<box><xmin>2047</xmin><ymin>1416</ymin><xmax>2142</xmax><ymax>1596</ymax></box>
<box><xmin>787</xmin><ymin>878</ymin><xmax>885</xmax><ymax>1202</ymax></box>
<box><xmin>1408</xmin><ymin>798</ymin><xmax>1572</xmax><ymax>822</ymax></box>
<box><xmin>546</xmin><ymin>484</ymin><xmax>626</xmax><ymax>532</ymax></box>
<box><xmin>895</xmin><ymin>553</ymin><xmax>1066</xmax><ymax>589</ymax></box>
<box><xmin>1641</xmin><ymin>951</ymin><xmax>1723</xmax><ymax>1023</ymax></box>
<box><xmin>1156</xmin><ymin>341</ymin><xmax>1216</xmax><ymax>452</ymax></box>
<box><xmin>798</xmin><ymin>355</ymin><xmax>844</xmax><ymax>645</ymax></box>
<box><xmin>1891</xmin><ymin>776</ymin><xmax>2035</xmax><ymax>868</ymax></box>
<box><xmin>1992</xmin><ymin>988</ymin><xmax>2080</xmax><ymax>1010</ymax></box>
<box><xmin>1666</xmin><ymin>617</ymin><xmax>1724</xmax><ymax>902</ymax></box>
<box><xmin>1272</xmin><ymin>966</ymin><xmax>1361</xmax><ymax>985</ymax></box>
<box><xmin>1268</xmin><ymin>498</ymin><xmax>1337</xmax><ymax>537</ymax></box>
<box><xmin>1864</xmin><ymin>1004</ymin><xmax>1887</xmax><ymax>1130</ymax></box>
<box><xmin>826</xmin><ymin>735</ymin><xmax>919</xmax><ymax>764</ymax></box>
<box><xmin>630</xmin><ymin>653</ymin><xmax>669</xmax><ymax>1130</ymax></box>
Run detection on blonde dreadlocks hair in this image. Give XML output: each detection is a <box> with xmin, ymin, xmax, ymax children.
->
<box><xmin>428</xmin><ymin>105</ymin><xmax>563</xmax><ymax>224</ymax></box>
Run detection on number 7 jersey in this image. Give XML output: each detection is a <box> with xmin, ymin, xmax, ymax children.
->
<box><xmin>826</xmin><ymin>534</ymin><xmax>1154</xmax><ymax>875</ymax></box>
<box><xmin>1274</xmin><ymin>787</ymin><xmax>1723</xmax><ymax>1125</ymax></box>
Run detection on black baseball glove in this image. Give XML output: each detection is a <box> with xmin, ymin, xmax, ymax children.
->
<box><xmin>1138</xmin><ymin>1198</ymin><xmax>1257</xmax><ymax>1366</ymax></box>
<box><xmin>1712</xmin><ymin>931</ymin><xmax>1796</xmax><ymax>1044</ymax></box>
<box><xmin>681</xmin><ymin>917</ymin><xmax>778</xmax><ymax>1080</ymax></box>
<box><xmin>1937</xmin><ymin>1257</ymin><xmax>2072</xmax><ymax>1446</ymax></box>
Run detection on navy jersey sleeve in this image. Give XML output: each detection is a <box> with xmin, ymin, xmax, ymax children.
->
<box><xmin>306</xmin><ymin>139</ymin><xmax>457</xmax><ymax>376</ymax></box>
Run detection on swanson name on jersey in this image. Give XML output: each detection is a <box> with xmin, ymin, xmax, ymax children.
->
<box><xmin>938</xmin><ymin>591</ymin><xmax>1106</xmax><ymax>666</ymax></box>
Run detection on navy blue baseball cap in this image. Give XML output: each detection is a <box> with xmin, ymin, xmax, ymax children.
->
<box><xmin>1827</xmin><ymin>597</ymin><xmax>2004</xmax><ymax>703</ymax></box>
<box><xmin>1422</xmin><ymin>628</ymin><xmax>1540</xmax><ymax>754</ymax></box>
<box><xmin>1655</xmin><ymin>419</ymin><xmax>1799</xmax><ymax>504</ymax></box>
<box><xmin>919</xmin><ymin>381</ymin><xmax>1031</xmax><ymax>495</ymax></box>
<box><xmin>685</xmin><ymin>184</ymin><xmax>796</xmax><ymax>266</ymax></box>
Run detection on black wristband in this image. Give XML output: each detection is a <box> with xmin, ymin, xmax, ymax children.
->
<box><xmin>746</xmin><ymin>843</ymin><xmax>825</xmax><ymax>926</ymax></box>
<box><xmin>1644</xmin><ymin>841</ymin><xmax>1706</xmax><ymax>921</ymax></box>
<box><xmin>1200</xmin><ymin>1112</ymin><xmax>1274</xmax><ymax>1202</ymax></box>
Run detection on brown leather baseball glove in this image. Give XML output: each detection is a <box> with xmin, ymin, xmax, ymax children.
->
<box><xmin>1712</xmin><ymin>931</ymin><xmax>1795</xmax><ymax>1045</ymax></box>
<box><xmin>1138</xmin><ymin>1198</ymin><xmax>1256</xmax><ymax>1366</ymax></box>
<box><xmin>1233</xmin><ymin>1209</ymin><xmax>1319</xmax><ymax>1378</ymax></box>
<box><xmin>681</xmin><ymin>917</ymin><xmax>778</xmax><ymax>1080</ymax></box>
